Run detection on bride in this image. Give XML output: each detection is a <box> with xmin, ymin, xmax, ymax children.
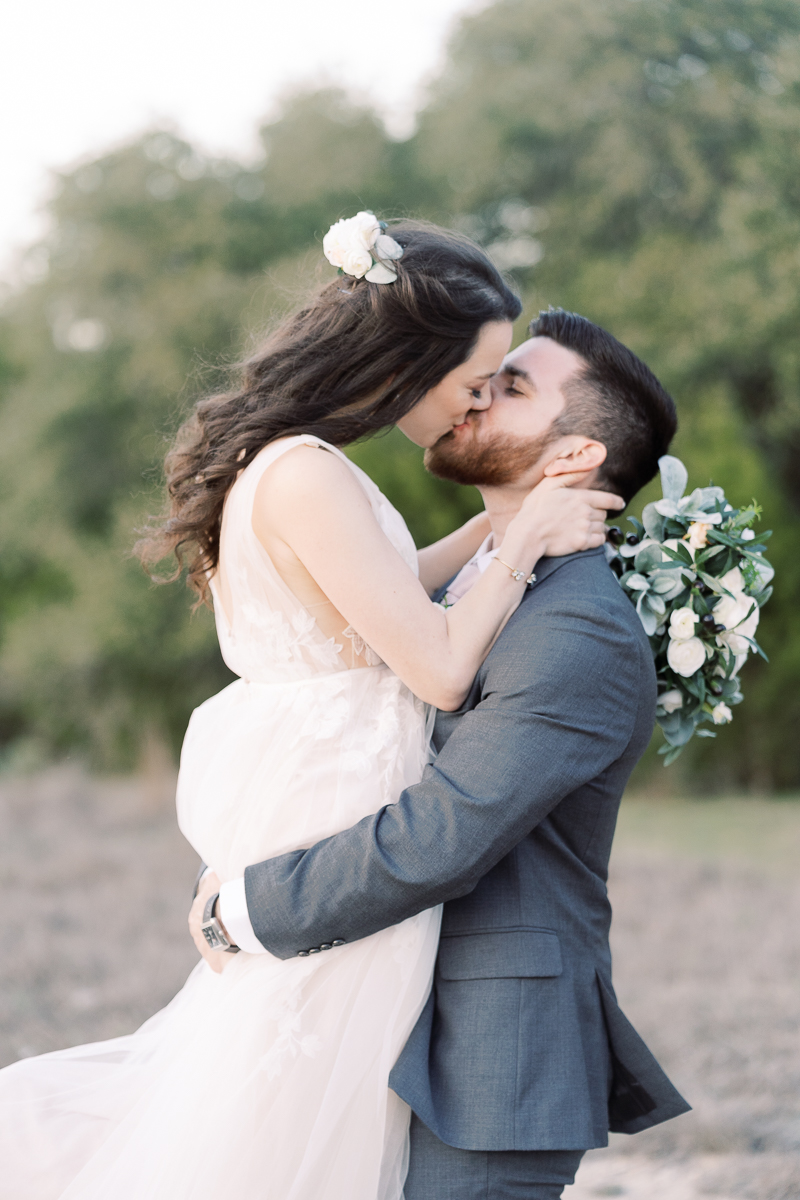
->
<box><xmin>0</xmin><ymin>216</ymin><xmax>619</xmax><ymax>1199</ymax></box>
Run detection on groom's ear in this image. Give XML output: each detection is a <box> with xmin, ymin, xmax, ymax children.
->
<box><xmin>542</xmin><ymin>436</ymin><xmax>607</xmax><ymax>479</ymax></box>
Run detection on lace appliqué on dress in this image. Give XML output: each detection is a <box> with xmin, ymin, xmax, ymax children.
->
<box><xmin>342</xmin><ymin>625</ymin><xmax>383</xmax><ymax>668</ymax></box>
<box><xmin>258</xmin><ymin>991</ymin><xmax>323</xmax><ymax>1081</ymax></box>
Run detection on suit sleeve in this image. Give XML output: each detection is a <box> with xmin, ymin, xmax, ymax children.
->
<box><xmin>244</xmin><ymin>597</ymin><xmax>646</xmax><ymax>958</ymax></box>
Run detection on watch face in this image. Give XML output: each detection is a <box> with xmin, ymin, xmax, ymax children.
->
<box><xmin>201</xmin><ymin>918</ymin><xmax>228</xmax><ymax>951</ymax></box>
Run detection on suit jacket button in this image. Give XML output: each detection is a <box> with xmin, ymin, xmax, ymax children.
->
<box><xmin>331</xmin><ymin>939</ymin><xmax>345</xmax><ymax>947</ymax></box>
<box><xmin>320</xmin><ymin>944</ymin><xmax>332</xmax><ymax>951</ymax></box>
<box><xmin>307</xmin><ymin>946</ymin><xmax>321</xmax><ymax>954</ymax></box>
<box><xmin>297</xmin><ymin>950</ymin><xmax>310</xmax><ymax>958</ymax></box>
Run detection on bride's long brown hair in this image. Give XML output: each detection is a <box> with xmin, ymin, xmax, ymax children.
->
<box><xmin>136</xmin><ymin>220</ymin><xmax>521</xmax><ymax>603</ymax></box>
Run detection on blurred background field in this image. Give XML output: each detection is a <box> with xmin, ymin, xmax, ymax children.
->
<box><xmin>2</xmin><ymin>772</ymin><xmax>798</xmax><ymax>1199</ymax></box>
<box><xmin>1</xmin><ymin>0</ymin><xmax>800</xmax><ymax>789</ymax></box>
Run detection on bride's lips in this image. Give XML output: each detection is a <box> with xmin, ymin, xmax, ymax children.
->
<box><xmin>437</xmin><ymin>414</ymin><xmax>478</xmax><ymax>444</ymax></box>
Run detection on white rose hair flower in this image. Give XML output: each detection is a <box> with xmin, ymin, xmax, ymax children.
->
<box><xmin>323</xmin><ymin>211</ymin><xmax>404</xmax><ymax>284</ymax></box>
<box><xmin>605</xmin><ymin>454</ymin><xmax>774</xmax><ymax>764</ymax></box>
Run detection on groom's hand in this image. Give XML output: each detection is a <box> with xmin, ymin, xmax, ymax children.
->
<box><xmin>189</xmin><ymin>870</ymin><xmax>231</xmax><ymax>974</ymax></box>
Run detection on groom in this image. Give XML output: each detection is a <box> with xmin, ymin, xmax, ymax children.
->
<box><xmin>192</xmin><ymin>309</ymin><xmax>690</xmax><ymax>1197</ymax></box>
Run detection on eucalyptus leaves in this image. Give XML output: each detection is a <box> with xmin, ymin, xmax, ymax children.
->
<box><xmin>606</xmin><ymin>456</ymin><xmax>774</xmax><ymax>764</ymax></box>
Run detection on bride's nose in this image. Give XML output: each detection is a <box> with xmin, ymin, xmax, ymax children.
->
<box><xmin>470</xmin><ymin>383</ymin><xmax>493</xmax><ymax>411</ymax></box>
<box><xmin>488</xmin><ymin>374</ymin><xmax>505</xmax><ymax>403</ymax></box>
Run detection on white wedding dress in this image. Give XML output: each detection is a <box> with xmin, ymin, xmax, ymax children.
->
<box><xmin>0</xmin><ymin>436</ymin><xmax>442</xmax><ymax>1200</ymax></box>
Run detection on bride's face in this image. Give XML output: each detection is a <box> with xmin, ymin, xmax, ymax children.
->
<box><xmin>396</xmin><ymin>320</ymin><xmax>513</xmax><ymax>448</ymax></box>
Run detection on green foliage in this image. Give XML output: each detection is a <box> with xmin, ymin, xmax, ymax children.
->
<box><xmin>1</xmin><ymin>1</ymin><xmax>800</xmax><ymax>785</ymax></box>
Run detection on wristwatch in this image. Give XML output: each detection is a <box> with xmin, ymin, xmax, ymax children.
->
<box><xmin>200</xmin><ymin>892</ymin><xmax>240</xmax><ymax>953</ymax></box>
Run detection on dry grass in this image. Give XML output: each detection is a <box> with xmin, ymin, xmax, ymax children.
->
<box><xmin>0</xmin><ymin>766</ymin><xmax>198</xmax><ymax>1062</ymax></box>
<box><xmin>1</xmin><ymin>770</ymin><xmax>798</xmax><ymax>1198</ymax></box>
<box><xmin>569</xmin><ymin>797</ymin><xmax>800</xmax><ymax>1200</ymax></box>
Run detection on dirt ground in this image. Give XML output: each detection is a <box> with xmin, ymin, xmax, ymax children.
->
<box><xmin>1</xmin><ymin>768</ymin><xmax>798</xmax><ymax>1199</ymax></box>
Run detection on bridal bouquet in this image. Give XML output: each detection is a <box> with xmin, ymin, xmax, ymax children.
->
<box><xmin>605</xmin><ymin>456</ymin><xmax>774</xmax><ymax>764</ymax></box>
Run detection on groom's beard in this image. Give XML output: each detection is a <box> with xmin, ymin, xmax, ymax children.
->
<box><xmin>424</xmin><ymin>422</ymin><xmax>555</xmax><ymax>487</ymax></box>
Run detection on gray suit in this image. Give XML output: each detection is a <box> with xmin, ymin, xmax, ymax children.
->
<box><xmin>244</xmin><ymin>546</ymin><xmax>690</xmax><ymax>1159</ymax></box>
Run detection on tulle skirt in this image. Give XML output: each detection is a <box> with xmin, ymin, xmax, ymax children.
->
<box><xmin>0</xmin><ymin>912</ymin><xmax>440</xmax><ymax>1199</ymax></box>
<box><xmin>0</xmin><ymin>669</ymin><xmax>440</xmax><ymax>1199</ymax></box>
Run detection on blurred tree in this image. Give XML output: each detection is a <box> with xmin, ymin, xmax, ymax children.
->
<box><xmin>1</xmin><ymin>1</ymin><xmax>800</xmax><ymax>788</ymax></box>
<box><xmin>413</xmin><ymin>0</ymin><xmax>800</xmax><ymax>789</ymax></box>
<box><xmin>0</xmin><ymin>95</ymin><xmax>400</xmax><ymax>767</ymax></box>
<box><xmin>417</xmin><ymin>0</ymin><xmax>800</xmax><ymax>504</ymax></box>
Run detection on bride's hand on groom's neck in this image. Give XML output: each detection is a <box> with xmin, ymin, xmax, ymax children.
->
<box><xmin>506</xmin><ymin>470</ymin><xmax>623</xmax><ymax>561</ymax></box>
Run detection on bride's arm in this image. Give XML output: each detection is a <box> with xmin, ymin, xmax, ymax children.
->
<box><xmin>254</xmin><ymin>447</ymin><xmax>617</xmax><ymax>711</ymax></box>
<box><xmin>417</xmin><ymin>512</ymin><xmax>491</xmax><ymax>596</ymax></box>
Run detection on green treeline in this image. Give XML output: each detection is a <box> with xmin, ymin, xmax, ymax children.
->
<box><xmin>1</xmin><ymin>0</ymin><xmax>799</xmax><ymax>788</ymax></box>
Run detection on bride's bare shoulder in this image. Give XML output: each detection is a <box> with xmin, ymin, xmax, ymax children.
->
<box><xmin>254</xmin><ymin>442</ymin><xmax>372</xmax><ymax>534</ymax></box>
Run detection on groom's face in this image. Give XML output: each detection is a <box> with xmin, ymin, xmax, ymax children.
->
<box><xmin>424</xmin><ymin>337</ymin><xmax>585</xmax><ymax>487</ymax></box>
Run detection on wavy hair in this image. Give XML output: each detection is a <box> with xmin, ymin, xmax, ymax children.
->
<box><xmin>136</xmin><ymin>220</ymin><xmax>521</xmax><ymax>602</ymax></box>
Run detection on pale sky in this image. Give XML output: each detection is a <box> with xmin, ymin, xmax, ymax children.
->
<box><xmin>1</xmin><ymin>0</ymin><xmax>482</xmax><ymax>280</ymax></box>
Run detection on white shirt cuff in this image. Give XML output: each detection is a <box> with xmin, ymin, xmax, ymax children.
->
<box><xmin>218</xmin><ymin>877</ymin><xmax>269</xmax><ymax>955</ymax></box>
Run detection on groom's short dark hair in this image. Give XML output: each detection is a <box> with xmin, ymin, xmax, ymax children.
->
<box><xmin>529</xmin><ymin>309</ymin><xmax>677</xmax><ymax>505</ymax></box>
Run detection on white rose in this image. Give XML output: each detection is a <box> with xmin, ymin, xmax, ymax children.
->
<box><xmin>686</xmin><ymin>522</ymin><xmax>711</xmax><ymax>549</ymax></box>
<box><xmin>711</xmin><ymin>702</ymin><xmax>733</xmax><ymax>724</ymax></box>
<box><xmin>667</xmin><ymin>635</ymin><xmax>706</xmax><ymax>677</ymax></box>
<box><xmin>350</xmin><ymin>210</ymin><xmax>381</xmax><ymax>247</ymax></box>
<box><xmin>657</xmin><ymin>689</ymin><xmax>684</xmax><ymax>714</ymax></box>
<box><xmin>322</xmin><ymin>211</ymin><xmax>380</xmax><ymax>276</ymax></box>
<box><xmin>669</xmin><ymin>606</ymin><xmax>698</xmax><ymax>640</ymax></box>
<box><xmin>340</xmin><ymin>245</ymin><xmax>374</xmax><ymax>278</ymax></box>
<box><xmin>718</xmin><ymin>566</ymin><xmax>745</xmax><ymax>596</ymax></box>
<box><xmin>322</xmin><ymin>222</ymin><xmax>350</xmax><ymax>269</ymax></box>
<box><xmin>713</xmin><ymin>592</ymin><xmax>748</xmax><ymax>629</ymax></box>
<box><xmin>715</xmin><ymin>595</ymin><xmax>759</xmax><ymax>656</ymax></box>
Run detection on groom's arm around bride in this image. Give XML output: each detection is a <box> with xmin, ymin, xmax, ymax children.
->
<box><xmin>240</xmin><ymin>536</ymin><xmax>690</xmax><ymax>1150</ymax></box>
